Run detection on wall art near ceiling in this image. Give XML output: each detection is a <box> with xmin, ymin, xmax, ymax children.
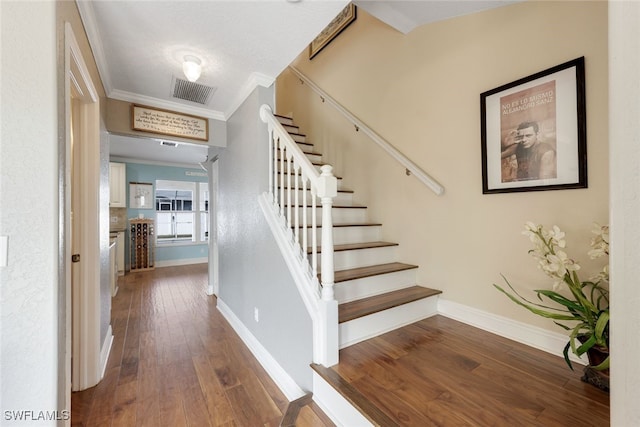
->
<box><xmin>131</xmin><ymin>104</ymin><xmax>209</xmax><ymax>142</ymax></box>
<box><xmin>480</xmin><ymin>57</ymin><xmax>587</xmax><ymax>194</ymax></box>
<box><xmin>309</xmin><ymin>4</ymin><xmax>357</xmax><ymax>59</ymax></box>
<box><xmin>129</xmin><ymin>182</ymin><xmax>153</xmax><ymax>209</ymax></box>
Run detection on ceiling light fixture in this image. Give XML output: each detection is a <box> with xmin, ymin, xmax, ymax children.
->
<box><xmin>182</xmin><ymin>55</ymin><xmax>202</xmax><ymax>82</ymax></box>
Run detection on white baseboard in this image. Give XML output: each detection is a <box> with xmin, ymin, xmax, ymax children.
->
<box><xmin>154</xmin><ymin>257</ymin><xmax>208</xmax><ymax>268</ymax></box>
<box><xmin>437</xmin><ymin>298</ymin><xmax>586</xmax><ymax>366</ymax></box>
<box><xmin>217</xmin><ymin>298</ymin><xmax>306</xmax><ymax>401</ymax></box>
<box><xmin>100</xmin><ymin>326</ymin><xmax>113</xmax><ymax>380</ymax></box>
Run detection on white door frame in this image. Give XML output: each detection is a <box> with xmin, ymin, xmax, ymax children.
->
<box><xmin>207</xmin><ymin>156</ymin><xmax>219</xmax><ymax>296</ymax></box>
<box><xmin>63</xmin><ymin>22</ymin><xmax>103</xmax><ymax>394</ymax></box>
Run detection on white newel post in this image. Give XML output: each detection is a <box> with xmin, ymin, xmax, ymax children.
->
<box><xmin>317</xmin><ymin>165</ymin><xmax>339</xmax><ymax>366</ymax></box>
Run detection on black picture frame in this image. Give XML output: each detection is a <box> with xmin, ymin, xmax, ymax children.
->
<box><xmin>480</xmin><ymin>57</ymin><xmax>587</xmax><ymax>194</ymax></box>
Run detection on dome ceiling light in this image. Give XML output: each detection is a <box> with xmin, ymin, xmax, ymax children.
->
<box><xmin>182</xmin><ymin>55</ymin><xmax>202</xmax><ymax>82</ymax></box>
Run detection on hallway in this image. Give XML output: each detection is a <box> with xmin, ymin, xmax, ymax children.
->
<box><xmin>70</xmin><ymin>265</ymin><xmax>328</xmax><ymax>426</ymax></box>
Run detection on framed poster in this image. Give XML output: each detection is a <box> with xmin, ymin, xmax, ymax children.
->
<box><xmin>309</xmin><ymin>4</ymin><xmax>356</xmax><ymax>59</ymax></box>
<box><xmin>129</xmin><ymin>182</ymin><xmax>153</xmax><ymax>209</ymax></box>
<box><xmin>480</xmin><ymin>57</ymin><xmax>587</xmax><ymax>194</ymax></box>
<box><xmin>131</xmin><ymin>104</ymin><xmax>209</xmax><ymax>142</ymax></box>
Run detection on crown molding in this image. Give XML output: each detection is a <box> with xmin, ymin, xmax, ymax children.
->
<box><xmin>76</xmin><ymin>1</ymin><xmax>113</xmax><ymax>94</ymax></box>
<box><xmin>225</xmin><ymin>72</ymin><xmax>275</xmax><ymax>119</ymax></box>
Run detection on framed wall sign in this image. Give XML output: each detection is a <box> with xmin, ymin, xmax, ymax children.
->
<box><xmin>131</xmin><ymin>104</ymin><xmax>209</xmax><ymax>142</ymax></box>
<box><xmin>309</xmin><ymin>4</ymin><xmax>356</xmax><ymax>59</ymax></box>
<box><xmin>129</xmin><ymin>182</ymin><xmax>153</xmax><ymax>209</ymax></box>
<box><xmin>480</xmin><ymin>57</ymin><xmax>587</xmax><ymax>194</ymax></box>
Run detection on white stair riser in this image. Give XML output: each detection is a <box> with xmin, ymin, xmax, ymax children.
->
<box><xmin>334</xmin><ymin>269</ymin><xmax>417</xmax><ymax>303</ymax></box>
<box><xmin>339</xmin><ymin>295</ymin><xmax>439</xmax><ymax>348</ymax></box>
<box><xmin>276</xmin><ymin>116</ymin><xmax>295</xmax><ymax>126</ymax></box>
<box><xmin>285</xmin><ymin>207</ymin><xmax>367</xmax><ymax>226</ymax></box>
<box><xmin>276</xmin><ymin>176</ymin><xmax>346</xmax><ymax>191</ymax></box>
<box><xmin>277</xmin><ymin>152</ymin><xmax>322</xmax><ymax>163</ymax></box>
<box><xmin>277</xmin><ymin>190</ymin><xmax>353</xmax><ymax>206</ymax></box>
<box><xmin>316</xmin><ymin>245</ymin><xmax>399</xmax><ymax>271</ymax></box>
<box><xmin>290</xmin><ymin>133</ymin><xmax>306</xmax><ymax>143</ymax></box>
<box><xmin>282</xmin><ymin>124</ymin><xmax>299</xmax><ymax>133</ymax></box>
<box><xmin>302</xmin><ymin>225</ymin><xmax>381</xmax><ymax>246</ymax></box>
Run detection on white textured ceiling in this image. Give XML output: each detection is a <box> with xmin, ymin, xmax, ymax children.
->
<box><xmin>78</xmin><ymin>0</ymin><xmax>515</xmax><ymax>165</ymax></box>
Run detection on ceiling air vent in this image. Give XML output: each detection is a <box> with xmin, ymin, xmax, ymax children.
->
<box><xmin>171</xmin><ymin>76</ymin><xmax>216</xmax><ymax>105</ymax></box>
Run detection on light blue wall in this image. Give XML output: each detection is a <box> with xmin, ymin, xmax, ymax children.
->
<box><xmin>123</xmin><ymin>162</ymin><xmax>209</xmax><ymax>267</ymax></box>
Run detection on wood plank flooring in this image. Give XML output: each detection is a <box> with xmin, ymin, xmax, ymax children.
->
<box><xmin>329</xmin><ymin>315</ymin><xmax>610</xmax><ymax>426</ymax></box>
<box><xmin>73</xmin><ymin>264</ymin><xmax>609</xmax><ymax>426</ymax></box>
<box><xmin>71</xmin><ymin>264</ymin><xmax>302</xmax><ymax>427</ymax></box>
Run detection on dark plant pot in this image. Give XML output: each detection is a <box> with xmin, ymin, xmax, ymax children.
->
<box><xmin>578</xmin><ymin>336</ymin><xmax>609</xmax><ymax>392</ymax></box>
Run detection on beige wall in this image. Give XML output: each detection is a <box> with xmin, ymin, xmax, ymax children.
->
<box><xmin>277</xmin><ymin>1</ymin><xmax>608</xmax><ymax>331</ymax></box>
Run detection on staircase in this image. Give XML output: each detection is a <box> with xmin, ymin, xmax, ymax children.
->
<box><xmin>273</xmin><ymin>113</ymin><xmax>442</xmax><ymax>350</ymax></box>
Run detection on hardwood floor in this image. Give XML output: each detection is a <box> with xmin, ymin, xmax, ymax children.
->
<box><xmin>73</xmin><ymin>264</ymin><xmax>609</xmax><ymax>426</ymax></box>
<box><xmin>328</xmin><ymin>315</ymin><xmax>610</xmax><ymax>426</ymax></box>
<box><xmin>71</xmin><ymin>264</ymin><xmax>297</xmax><ymax>427</ymax></box>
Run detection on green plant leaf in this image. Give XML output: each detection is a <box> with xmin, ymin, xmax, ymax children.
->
<box><xmin>493</xmin><ymin>284</ymin><xmax>580</xmax><ymax>321</ymax></box>
<box><xmin>562</xmin><ymin>341</ymin><xmax>574</xmax><ymax>371</ymax></box>
<box><xmin>535</xmin><ymin>290</ymin><xmax>586</xmax><ymax>314</ymax></box>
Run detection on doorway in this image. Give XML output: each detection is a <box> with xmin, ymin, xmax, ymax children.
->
<box><xmin>62</xmin><ymin>23</ymin><xmax>110</xmax><ymax>401</ymax></box>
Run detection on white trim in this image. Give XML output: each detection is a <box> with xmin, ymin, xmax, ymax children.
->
<box><xmin>75</xmin><ymin>1</ymin><xmax>113</xmax><ymax>94</ymax></box>
<box><xmin>109</xmin><ymin>155</ymin><xmax>203</xmax><ymax>169</ymax></box>
<box><xmin>226</xmin><ymin>72</ymin><xmax>275</xmax><ymax>119</ymax></box>
<box><xmin>99</xmin><ymin>326</ymin><xmax>113</xmax><ymax>380</ymax></box>
<box><xmin>437</xmin><ymin>298</ymin><xmax>586</xmax><ymax>366</ymax></box>
<box><xmin>66</xmin><ymin>22</ymin><xmax>104</xmax><ymax>392</ymax></box>
<box><xmin>312</xmin><ymin>371</ymin><xmax>373</xmax><ymax>427</ymax></box>
<box><xmin>154</xmin><ymin>257</ymin><xmax>208</xmax><ymax>268</ymax></box>
<box><xmin>216</xmin><ymin>298</ymin><xmax>306</xmax><ymax>401</ymax></box>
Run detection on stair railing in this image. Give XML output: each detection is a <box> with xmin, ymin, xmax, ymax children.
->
<box><xmin>289</xmin><ymin>65</ymin><xmax>445</xmax><ymax>196</ymax></box>
<box><xmin>259</xmin><ymin>104</ymin><xmax>339</xmax><ymax>367</ymax></box>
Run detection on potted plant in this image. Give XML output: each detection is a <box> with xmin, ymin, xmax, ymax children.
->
<box><xmin>494</xmin><ymin>222</ymin><xmax>609</xmax><ymax>390</ymax></box>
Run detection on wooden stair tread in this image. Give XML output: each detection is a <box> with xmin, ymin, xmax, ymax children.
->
<box><xmin>330</xmin><ymin>262</ymin><xmax>418</xmax><ymax>283</ymax></box>
<box><xmin>292</xmin><ymin>204</ymin><xmax>365</xmax><ymax>209</ymax></box>
<box><xmin>277</xmin><ymin>171</ymin><xmax>343</xmax><ymax>180</ymax></box>
<box><xmin>278</xmin><ymin>186</ymin><xmax>354</xmax><ymax>194</ymax></box>
<box><xmin>339</xmin><ymin>286</ymin><xmax>442</xmax><ymax>323</ymax></box>
<box><xmin>309</xmin><ymin>241</ymin><xmax>398</xmax><ymax>254</ymax></box>
<box><xmin>311</xmin><ymin>364</ymin><xmax>399</xmax><ymax>427</ymax></box>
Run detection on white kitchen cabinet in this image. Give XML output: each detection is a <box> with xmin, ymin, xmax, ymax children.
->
<box><xmin>109</xmin><ymin>162</ymin><xmax>126</xmax><ymax>207</ymax></box>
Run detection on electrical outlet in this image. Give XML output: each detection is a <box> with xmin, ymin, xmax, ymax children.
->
<box><xmin>254</xmin><ymin>307</ymin><xmax>259</xmax><ymax>323</ymax></box>
<box><xmin>111</xmin><ymin>216</ymin><xmax>118</xmax><ymax>223</ymax></box>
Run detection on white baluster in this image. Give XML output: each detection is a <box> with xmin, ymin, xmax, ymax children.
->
<box><xmin>268</xmin><ymin>129</ymin><xmax>273</xmax><ymax>200</ymax></box>
<box><xmin>311</xmin><ymin>188</ymin><xmax>318</xmax><ymax>280</ymax></box>
<box><xmin>294</xmin><ymin>163</ymin><xmax>300</xmax><ymax>251</ymax></box>
<box><xmin>286</xmin><ymin>154</ymin><xmax>292</xmax><ymax>234</ymax></box>
<box><xmin>317</xmin><ymin>165</ymin><xmax>337</xmax><ymax>301</ymax></box>
<box><xmin>279</xmin><ymin>145</ymin><xmax>285</xmax><ymax>217</ymax></box>
<box><xmin>273</xmin><ymin>136</ymin><xmax>279</xmax><ymax>205</ymax></box>
<box><xmin>302</xmin><ymin>174</ymin><xmax>308</xmax><ymax>263</ymax></box>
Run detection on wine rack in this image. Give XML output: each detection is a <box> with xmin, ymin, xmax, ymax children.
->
<box><xmin>129</xmin><ymin>219</ymin><xmax>155</xmax><ymax>271</ymax></box>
